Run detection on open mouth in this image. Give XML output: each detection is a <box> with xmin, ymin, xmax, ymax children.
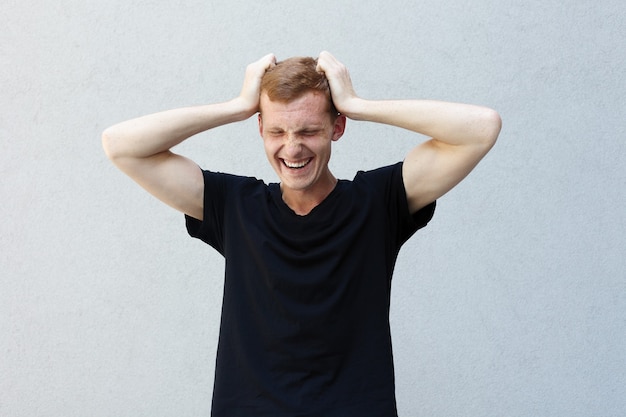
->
<box><xmin>282</xmin><ymin>158</ymin><xmax>312</xmax><ymax>170</ymax></box>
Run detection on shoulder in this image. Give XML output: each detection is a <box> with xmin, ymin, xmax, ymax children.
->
<box><xmin>200</xmin><ymin>170</ymin><xmax>267</xmax><ymax>195</ymax></box>
<box><xmin>354</xmin><ymin>162</ymin><xmax>403</xmax><ymax>179</ymax></box>
<box><xmin>347</xmin><ymin>162</ymin><xmax>407</xmax><ymax>219</ymax></box>
<box><xmin>354</xmin><ymin>162</ymin><xmax>436</xmax><ymax>236</ymax></box>
<box><xmin>352</xmin><ymin>162</ymin><xmax>404</xmax><ymax>195</ymax></box>
<box><xmin>193</xmin><ymin>169</ymin><xmax>268</xmax><ymax>222</ymax></box>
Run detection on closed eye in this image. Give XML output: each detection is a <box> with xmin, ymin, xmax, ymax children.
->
<box><xmin>299</xmin><ymin>129</ymin><xmax>322</xmax><ymax>137</ymax></box>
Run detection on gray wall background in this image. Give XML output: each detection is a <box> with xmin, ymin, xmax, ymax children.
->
<box><xmin>2</xmin><ymin>1</ymin><xmax>624</xmax><ymax>416</ymax></box>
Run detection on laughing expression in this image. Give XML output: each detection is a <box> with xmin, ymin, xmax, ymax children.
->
<box><xmin>258</xmin><ymin>91</ymin><xmax>346</xmax><ymax>202</ymax></box>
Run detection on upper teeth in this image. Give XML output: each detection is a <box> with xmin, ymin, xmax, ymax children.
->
<box><xmin>284</xmin><ymin>159</ymin><xmax>310</xmax><ymax>168</ymax></box>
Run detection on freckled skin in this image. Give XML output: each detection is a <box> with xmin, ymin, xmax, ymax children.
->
<box><xmin>258</xmin><ymin>91</ymin><xmax>346</xmax><ymax>214</ymax></box>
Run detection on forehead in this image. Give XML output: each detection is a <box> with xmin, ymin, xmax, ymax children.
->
<box><xmin>260</xmin><ymin>91</ymin><xmax>332</xmax><ymax>128</ymax></box>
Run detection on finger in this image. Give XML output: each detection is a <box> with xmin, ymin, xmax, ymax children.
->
<box><xmin>316</xmin><ymin>51</ymin><xmax>331</xmax><ymax>71</ymax></box>
<box><xmin>250</xmin><ymin>53</ymin><xmax>275</xmax><ymax>70</ymax></box>
<box><xmin>261</xmin><ymin>53</ymin><xmax>277</xmax><ymax>69</ymax></box>
<box><xmin>318</xmin><ymin>50</ymin><xmax>335</xmax><ymax>62</ymax></box>
<box><xmin>245</xmin><ymin>53</ymin><xmax>276</xmax><ymax>81</ymax></box>
<box><xmin>316</xmin><ymin>51</ymin><xmax>342</xmax><ymax>75</ymax></box>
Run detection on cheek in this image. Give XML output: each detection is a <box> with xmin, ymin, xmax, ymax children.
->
<box><xmin>262</xmin><ymin>138</ymin><xmax>279</xmax><ymax>159</ymax></box>
<box><xmin>313</xmin><ymin>137</ymin><xmax>333</xmax><ymax>155</ymax></box>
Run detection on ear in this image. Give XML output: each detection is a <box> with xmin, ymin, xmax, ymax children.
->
<box><xmin>331</xmin><ymin>114</ymin><xmax>347</xmax><ymax>142</ymax></box>
<box><xmin>258</xmin><ymin>113</ymin><xmax>263</xmax><ymax>137</ymax></box>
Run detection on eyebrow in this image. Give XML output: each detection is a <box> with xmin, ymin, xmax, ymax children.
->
<box><xmin>266</xmin><ymin>126</ymin><xmax>325</xmax><ymax>134</ymax></box>
<box><xmin>298</xmin><ymin>127</ymin><xmax>324</xmax><ymax>133</ymax></box>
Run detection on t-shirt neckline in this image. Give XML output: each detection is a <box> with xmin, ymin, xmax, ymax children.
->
<box><xmin>269</xmin><ymin>180</ymin><xmax>346</xmax><ymax>218</ymax></box>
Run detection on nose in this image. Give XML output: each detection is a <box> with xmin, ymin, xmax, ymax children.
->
<box><xmin>284</xmin><ymin>133</ymin><xmax>303</xmax><ymax>155</ymax></box>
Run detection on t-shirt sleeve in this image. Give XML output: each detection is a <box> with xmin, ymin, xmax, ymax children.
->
<box><xmin>184</xmin><ymin>170</ymin><xmax>235</xmax><ymax>256</ymax></box>
<box><xmin>354</xmin><ymin>162</ymin><xmax>435</xmax><ymax>247</ymax></box>
<box><xmin>389</xmin><ymin>161</ymin><xmax>436</xmax><ymax>245</ymax></box>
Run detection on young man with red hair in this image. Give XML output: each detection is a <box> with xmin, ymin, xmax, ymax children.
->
<box><xmin>103</xmin><ymin>51</ymin><xmax>501</xmax><ymax>416</ymax></box>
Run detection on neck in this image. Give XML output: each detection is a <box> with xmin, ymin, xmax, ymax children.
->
<box><xmin>280</xmin><ymin>175</ymin><xmax>338</xmax><ymax>216</ymax></box>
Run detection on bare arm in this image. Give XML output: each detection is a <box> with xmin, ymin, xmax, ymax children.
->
<box><xmin>102</xmin><ymin>54</ymin><xmax>277</xmax><ymax>220</ymax></box>
<box><xmin>316</xmin><ymin>51</ymin><xmax>501</xmax><ymax>212</ymax></box>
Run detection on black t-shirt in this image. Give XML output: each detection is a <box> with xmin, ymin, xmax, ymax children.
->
<box><xmin>186</xmin><ymin>162</ymin><xmax>435</xmax><ymax>417</ymax></box>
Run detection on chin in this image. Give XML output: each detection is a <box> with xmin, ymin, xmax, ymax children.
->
<box><xmin>280</xmin><ymin>177</ymin><xmax>314</xmax><ymax>191</ymax></box>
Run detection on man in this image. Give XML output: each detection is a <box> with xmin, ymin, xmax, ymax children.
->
<box><xmin>102</xmin><ymin>51</ymin><xmax>501</xmax><ymax>416</ymax></box>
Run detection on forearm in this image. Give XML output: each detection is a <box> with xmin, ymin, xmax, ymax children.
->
<box><xmin>102</xmin><ymin>98</ymin><xmax>253</xmax><ymax>160</ymax></box>
<box><xmin>345</xmin><ymin>98</ymin><xmax>501</xmax><ymax>147</ymax></box>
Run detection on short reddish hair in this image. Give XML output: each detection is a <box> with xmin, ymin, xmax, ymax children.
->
<box><xmin>260</xmin><ymin>56</ymin><xmax>338</xmax><ymax>116</ymax></box>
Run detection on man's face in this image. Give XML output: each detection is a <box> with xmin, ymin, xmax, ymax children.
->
<box><xmin>258</xmin><ymin>91</ymin><xmax>345</xmax><ymax>195</ymax></box>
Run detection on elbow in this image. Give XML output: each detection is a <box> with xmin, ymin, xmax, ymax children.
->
<box><xmin>481</xmin><ymin>108</ymin><xmax>502</xmax><ymax>148</ymax></box>
<box><xmin>101</xmin><ymin>127</ymin><xmax>122</xmax><ymax>161</ymax></box>
<box><xmin>488</xmin><ymin>109</ymin><xmax>502</xmax><ymax>143</ymax></box>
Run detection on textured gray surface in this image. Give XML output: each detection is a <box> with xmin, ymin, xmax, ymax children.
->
<box><xmin>1</xmin><ymin>1</ymin><xmax>624</xmax><ymax>416</ymax></box>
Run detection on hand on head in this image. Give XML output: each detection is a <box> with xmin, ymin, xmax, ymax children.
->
<box><xmin>315</xmin><ymin>51</ymin><xmax>359</xmax><ymax>117</ymax></box>
<box><xmin>240</xmin><ymin>51</ymin><xmax>359</xmax><ymax>119</ymax></box>
<box><xmin>239</xmin><ymin>53</ymin><xmax>277</xmax><ymax>115</ymax></box>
